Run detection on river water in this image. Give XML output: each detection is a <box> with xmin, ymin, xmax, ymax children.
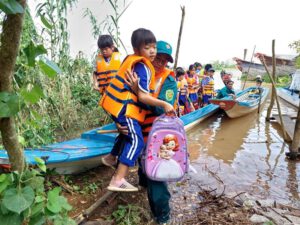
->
<box><xmin>187</xmin><ymin>69</ymin><xmax>300</xmax><ymax>206</ymax></box>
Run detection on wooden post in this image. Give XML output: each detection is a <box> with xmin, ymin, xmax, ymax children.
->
<box><xmin>243</xmin><ymin>49</ymin><xmax>247</xmax><ymax>60</ymax></box>
<box><xmin>242</xmin><ymin>45</ymin><xmax>256</xmax><ymax>90</ymax></box>
<box><xmin>174</xmin><ymin>6</ymin><xmax>185</xmax><ymax>69</ymax></box>
<box><xmin>257</xmin><ymin>88</ymin><xmax>262</xmax><ymax>113</ymax></box>
<box><xmin>266</xmin><ymin>40</ymin><xmax>276</xmax><ymax>120</ymax></box>
<box><xmin>290</xmin><ymin>96</ymin><xmax>300</xmax><ymax>158</ymax></box>
<box><xmin>260</xmin><ymin>53</ymin><xmax>288</xmax><ymax>141</ymax></box>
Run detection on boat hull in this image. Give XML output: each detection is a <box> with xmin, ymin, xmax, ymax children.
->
<box><xmin>210</xmin><ymin>87</ymin><xmax>269</xmax><ymax>118</ymax></box>
<box><xmin>233</xmin><ymin>57</ymin><xmax>296</xmax><ymax>78</ymax></box>
<box><xmin>0</xmin><ymin>104</ymin><xmax>220</xmax><ymax>174</ymax></box>
<box><xmin>277</xmin><ymin>87</ymin><xmax>300</xmax><ymax>108</ymax></box>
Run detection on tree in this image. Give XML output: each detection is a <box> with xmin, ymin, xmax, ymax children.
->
<box><xmin>289</xmin><ymin>40</ymin><xmax>300</xmax><ymax>68</ymax></box>
<box><xmin>0</xmin><ymin>0</ymin><xmax>27</xmax><ymax>172</ymax></box>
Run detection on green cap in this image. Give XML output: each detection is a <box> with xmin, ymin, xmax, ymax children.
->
<box><xmin>156</xmin><ymin>40</ymin><xmax>174</xmax><ymax>63</ymax></box>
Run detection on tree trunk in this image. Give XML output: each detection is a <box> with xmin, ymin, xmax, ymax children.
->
<box><xmin>174</xmin><ymin>6</ymin><xmax>185</xmax><ymax>69</ymax></box>
<box><xmin>0</xmin><ymin>0</ymin><xmax>27</xmax><ymax>172</ymax></box>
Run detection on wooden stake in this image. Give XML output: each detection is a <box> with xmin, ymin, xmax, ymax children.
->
<box><xmin>242</xmin><ymin>45</ymin><xmax>256</xmax><ymax>90</ymax></box>
<box><xmin>75</xmin><ymin>191</ymin><xmax>117</xmax><ymax>224</ymax></box>
<box><xmin>257</xmin><ymin>88</ymin><xmax>262</xmax><ymax>114</ymax></box>
<box><xmin>260</xmin><ymin>42</ymin><xmax>288</xmax><ymax>141</ymax></box>
<box><xmin>174</xmin><ymin>6</ymin><xmax>185</xmax><ymax>69</ymax></box>
<box><xmin>243</xmin><ymin>49</ymin><xmax>247</xmax><ymax>60</ymax></box>
<box><xmin>266</xmin><ymin>40</ymin><xmax>276</xmax><ymax>120</ymax></box>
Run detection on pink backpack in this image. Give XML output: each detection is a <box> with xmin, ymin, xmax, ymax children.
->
<box><xmin>142</xmin><ymin>114</ymin><xmax>188</xmax><ymax>182</ymax></box>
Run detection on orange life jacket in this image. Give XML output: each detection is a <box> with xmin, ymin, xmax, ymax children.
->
<box><xmin>202</xmin><ymin>77</ymin><xmax>215</xmax><ymax>95</ymax></box>
<box><xmin>187</xmin><ymin>77</ymin><xmax>197</xmax><ymax>94</ymax></box>
<box><xmin>100</xmin><ymin>54</ymin><xmax>155</xmax><ymax>123</ymax></box>
<box><xmin>141</xmin><ymin>69</ymin><xmax>176</xmax><ymax>142</ymax></box>
<box><xmin>95</xmin><ymin>52</ymin><xmax>121</xmax><ymax>94</ymax></box>
<box><xmin>177</xmin><ymin>78</ymin><xmax>188</xmax><ymax>96</ymax></box>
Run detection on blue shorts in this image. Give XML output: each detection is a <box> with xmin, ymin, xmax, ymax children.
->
<box><xmin>179</xmin><ymin>95</ymin><xmax>187</xmax><ymax>106</ymax></box>
<box><xmin>110</xmin><ymin>109</ymin><xmax>144</xmax><ymax>167</ymax></box>
<box><xmin>189</xmin><ymin>93</ymin><xmax>198</xmax><ymax>103</ymax></box>
<box><xmin>202</xmin><ymin>94</ymin><xmax>213</xmax><ymax>104</ymax></box>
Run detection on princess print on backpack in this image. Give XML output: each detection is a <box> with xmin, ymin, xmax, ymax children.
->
<box><xmin>152</xmin><ymin>134</ymin><xmax>184</xmax><ymax>179</ymax></box>
<box><xmin>143</xmin><ymin>114</ymin><xmax>188</xmax><ymax>182</ymax></box>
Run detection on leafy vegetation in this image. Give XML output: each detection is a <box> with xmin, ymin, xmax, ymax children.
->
<box><xmin>289</xmin><ymin>40</ymin><xmax>300</xmax><ymax>68</ymax></box>
<box><xmin>211</xmin><ymin>60</ymin><xmax>236</xmax><ymax>70</ymax></box>
<box><xmin>0</xmin><ymin>1</ymin><xmax>109</xmax><ymax>148</ymax></box>
<box><xmin>0</xmin><ymin>160</ymin><xmax>75</xmax><ymax>225</ymax></box>
<box><xmin>84</xmin><ymin>0</ymin><xmax>131</xmax><ymax>54</ymax></box>
<box><xmin>110</xmin><ymin>204</ymin><xmax>150</xmax><ymax>225</ymax></box>
<box><xmin>0</xmin><ymin>0</ymin><xmax>107</xmax><ymax>222</ymax></box>
<box><xmin>240</xmin><ymin>73</ymin><xmax>291</xmax><ymax>87</ymax></box>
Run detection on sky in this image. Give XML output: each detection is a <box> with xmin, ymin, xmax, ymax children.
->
<box><xmin>31</xmin><ymin>0</ymin><xmax>300</xmax><ymax>67</ymax></box>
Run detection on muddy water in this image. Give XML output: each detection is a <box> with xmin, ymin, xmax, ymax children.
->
<box><xmin>187</xmin><ymin>70</ymin><xmax>300</xmax><ymax>206</ymax></box>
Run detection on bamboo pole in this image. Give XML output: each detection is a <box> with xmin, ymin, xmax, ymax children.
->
<box><xmin>242</xmin><ymin>45</ymin><xmax>256</xmax><ymax>90</ymax></box>
<box><xmin>290</xmin><ymin>95</ymin><xmax>300</xmax><ymax>158</ymax></box>
<box><xmin>266</xmin><ymin>40</ymin><xmax>276</xmax><ymax>120</ymax></box>
<box><xmin>97</xmin><ymin>129</ymin><xmax>119</xmax><ymax>134</ymax></box>
<box><xmin>174</xmin><ymin>6</ymin><xmax>185</xmax><ymax>69</ymax></box>
<box><xmin>260</xmin><ymin>55</ymin><xmax>288</xmax><ymax>141</ymax></box>
<box><xmin>243</xmin><ymin>49</ymin><xmax>247</xmax><ymax>60</ymax></box>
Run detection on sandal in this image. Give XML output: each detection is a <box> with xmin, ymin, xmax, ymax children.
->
<box><xmin>107</xmin><ymin>178</ymin><xmax>138</xmax><ymax>192</ymax></box>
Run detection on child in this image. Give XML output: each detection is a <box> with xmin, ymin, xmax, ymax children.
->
<box><xmin>198</xmin><ymin>64</ymin><xmax>212</xmax><ymax>107</ymax></box>
<box><xmin>194</xmin><ymin>62</ymin><xmax>202</xmax><ymax>75</ymax></box>
<box><xmin>93</xmin><ymin>35</ymin><xmax>121</xmax><ymax>95</ymax></box>
<box><xmin>201</xmin><ymin>67</ymin><xmax>215</xmax><ymax>106</ymax></box>
<box><xmin>250</xmin><ymin>78</ymin><xmax>263</xmax><ymax>94</ymax></box>
<box><xmin>100</xmin><ymin>28</ymin><xmax>174</xmax><ymax>192</ymax></box>
<box><xmin>176</xmin><ymin>67</ymin><xmax>193</xmax><ymax>115</ymax></box>
<box><xmin>187</xmin><ymin>64</ymin><xmax>200</xmax><ymax>109</ymax></box>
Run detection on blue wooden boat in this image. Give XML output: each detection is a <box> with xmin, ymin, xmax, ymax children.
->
<box><xmin>0</xmin><ymin>104</ymin><xmax>219</xmax><ymax>174</ymax></box>
<box><xmin>277</xmin><ymin>70</ymin><xmax>300</xmax><ymax>108</ymax></box>
<box><xmin>277</xmin><ymin>87</ymin><xmax>299</xmax><ymax>108</ymax></box>
<box><xmin>210</xmin><ymin>87</ymin><xmax>269</xmax><ymax>118</ymax></box>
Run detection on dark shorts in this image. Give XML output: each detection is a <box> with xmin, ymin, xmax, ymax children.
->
<box><xmin>189</xmin><ymin>93</ymin><xmax>198</xmax><ymax>103</ymax></box>
<box><xmin>202</xmin><ymin>94</ymin><xmax>213</xmax><ymax>104</ymax></box>
<box><xmin>111</xmin><ymin>109</ymin><xmax>144</xmax><ymax>167</ymax></box>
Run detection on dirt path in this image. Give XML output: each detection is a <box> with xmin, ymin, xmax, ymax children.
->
<box><xmin>60</xmin><ymin>166</ymin><xmax>255</xmax><ymax>225</ymax></box>
<box><xmin>56</xmin><ymin>164</ymin><xmax>300</xmax><ymax>225</ymax></box>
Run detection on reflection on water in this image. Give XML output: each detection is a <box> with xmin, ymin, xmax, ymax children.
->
<box><xmin>188</xmin><ymin>70</ymin><xmax>300</xmax><ymax>205</ymax></box>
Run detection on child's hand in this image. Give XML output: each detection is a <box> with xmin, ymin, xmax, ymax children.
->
<box><xmin>93</xmin><ymin>84</ymin><xmax>100</xmax><ymax>91</ymax></box>
<box><xmin>125</xmin><ymin>69</ymin><xmax>138</xmax><ymax>94</ymax></box>
<box><xmin>163</xmin><ymin>102</ymin><xmax>175</xmax><ymax>114</ymax></box>
<box><xmin>116</xmin><ymin>123</ymin><xmax>128</xmax><ymax>135</ymax></box>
